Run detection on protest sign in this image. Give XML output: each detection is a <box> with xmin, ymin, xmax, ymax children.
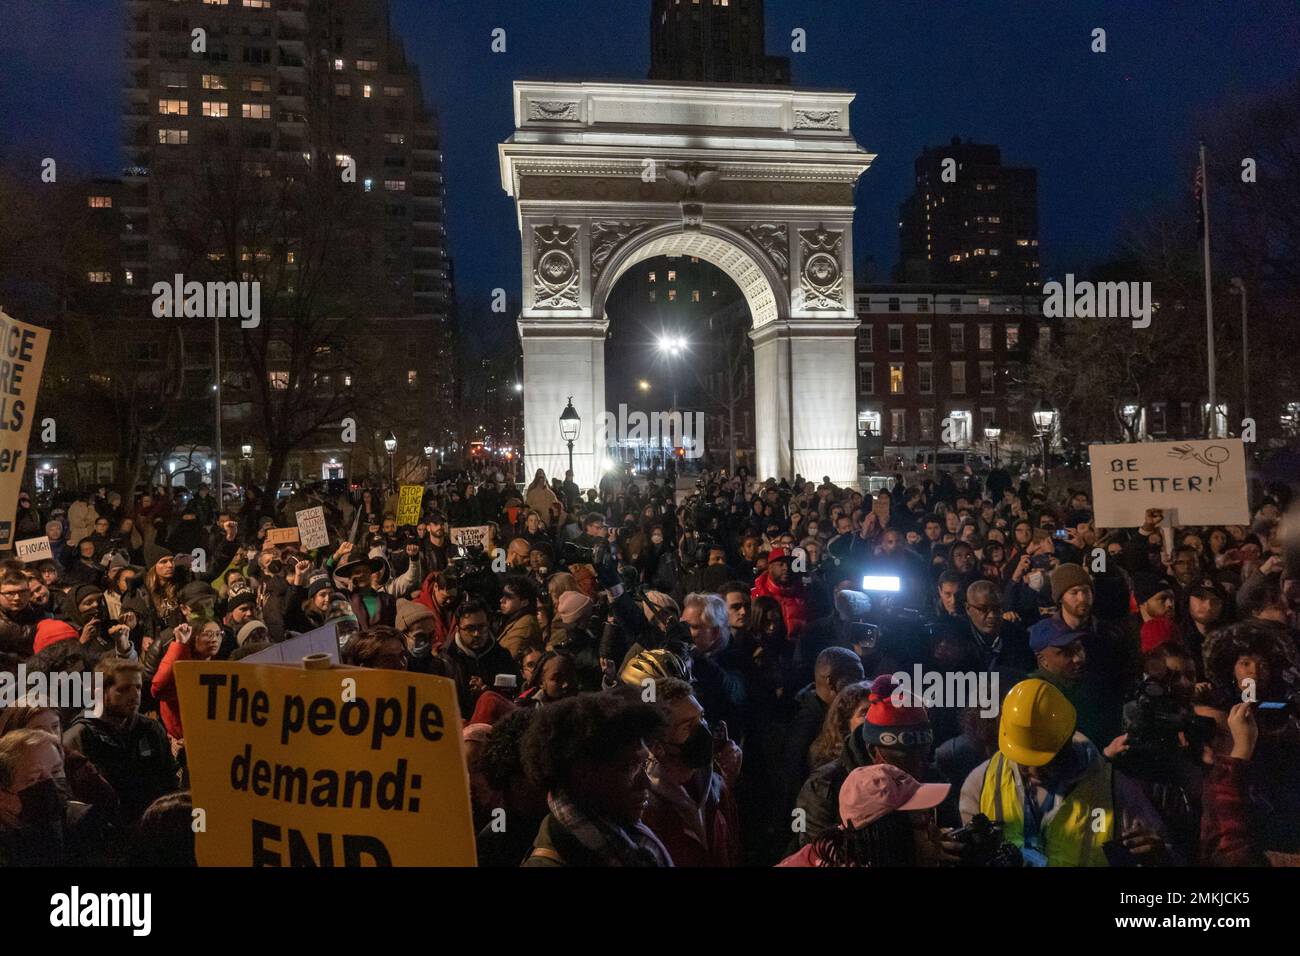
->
<box><xmin>14</xmin><ymin>536</ymin><xmax>51</xmax><ymax>563</ymax></box>
<box><xmin>295</xmin><ymin>506</ymin><xmax>329</xmax><ymax>550</ymax></box>
<box><xmin>0</xmin><ymin>312</ymin><xmax>50</xmax><ymax>548</ymax></box>
<box><xmin>1089</xmin><ymin>438</ymin><xmax>1249</xmax><ymax>528</ymax></box>
<box><xmin>240</xmin><ymin>622</ymin><xmax>347</xmax><ymax>665</ymax></box>
<box><xmin>265</xmin><ymin>526</ymin><xmax>301</xmax><ymax>547</ymax></box>
<box><xmin>175</xmin><ymin>661</ymin><xmax>476</xmax><ymax>867</ymax></box>
<box><xmin>396</xmin><ymin>485</ymin><xmax>423</xmax><ymax>526</ymax></box>
<box><xmin>450</xmin><ymin>525</ymin><xmax>492</xmax><ymax>550</ymax></box>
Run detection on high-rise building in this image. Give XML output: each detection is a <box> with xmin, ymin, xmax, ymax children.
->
<box><xmin>894</xmin><ymin>138</ymin><xmax>1039</xmax><ymax>293</ymax></box>
<box><xmin>649</xmin><ymin>0</ymin><xmax>790</xmax><ymax>85</ymax></box>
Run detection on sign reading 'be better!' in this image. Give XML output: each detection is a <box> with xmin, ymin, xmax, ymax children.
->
<box><xmin>1088</xmin><ymin>438</ymin><xmax>1249</xmax><ymax>528</ymax></box>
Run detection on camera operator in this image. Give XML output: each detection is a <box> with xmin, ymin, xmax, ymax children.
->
<box><xmin>960</xmin><ymin>677</ymin><xmax>1174</xmax><ymax>866</ymax></box>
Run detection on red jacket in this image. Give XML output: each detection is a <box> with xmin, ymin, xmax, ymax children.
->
<box><xmin>751</xmin><ymin>572</ymin><xmax>810</xmax><ymax>641</ymax></box>
<box><xmin>642</xmin><ymin>771</ymin><xmax>740</xmax><ymax>868</ymax></box>
<box><xmin>150</xmin><ymin>639</ymin><xmax>192</xmax><ymax>740</ymax></box>
<box><xmin>1200</xmin><ymin>754</ymin><xmax>1264</xmax><ymax>866</ymax></box>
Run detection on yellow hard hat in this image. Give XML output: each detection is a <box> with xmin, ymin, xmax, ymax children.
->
<box><xmin>619</xmin><ymin>647</ymin><xmax>688</xmax><ymax>687</ymax></box>
<box><xmin>998</xmin><ymin>678</ymin><xmax>1077</xmax><ymax>767</ymax></box>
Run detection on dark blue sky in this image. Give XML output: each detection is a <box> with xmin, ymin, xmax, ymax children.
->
<box><xmin>3</xmin><ymin>0</ymin><xmax>1298</xmax><ymax>318</ymax></box>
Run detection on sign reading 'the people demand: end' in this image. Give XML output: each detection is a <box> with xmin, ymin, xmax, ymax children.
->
<box><xmin>1088</xmin><ymin>438</ymin><xmax>1249</xmax><ymax>528</ymax></box>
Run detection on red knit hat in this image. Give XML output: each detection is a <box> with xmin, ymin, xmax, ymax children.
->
<box><xmin>1140</xmin><ymin>617</ymin><xmax>1183</xmax><ymax>654</ymax></box>
<box><xmin>468</xmin><ymin>690</ymin><xmax>518</xmax><ymax>728</ymax></box>
<box><xmin>861</xmin><ymin>674</ymin><xmax>933</xmax><ymax>748</ymax></box>
<box><xmin>33</xmin><ymin>619</ymin><xmax>78</xmax><ymax>655</ymax></box>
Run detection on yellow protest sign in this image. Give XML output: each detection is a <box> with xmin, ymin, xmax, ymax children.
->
<box><xmin>0</xmin><ymin>312</ymin><xmax>50</xmax><ymax>548</ymax></box>
<box><xmin>175</xmin><ymin>661</ymin><xmax>476</xmax><ymax>867</ymax></box>
<box><xmin>396</xmin><ymin>484</ymin><xmax>423</xmax><ymax>525</ymax></box>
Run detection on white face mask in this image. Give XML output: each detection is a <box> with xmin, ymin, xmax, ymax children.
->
<box><xmin>1026</xmin><ymin>571</ymin><xmax>1046</xmax><ymax>592</ymax></box>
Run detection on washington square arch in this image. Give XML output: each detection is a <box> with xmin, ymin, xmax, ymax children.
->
<box><xmin>499</xmin><ymin>80</ymin><xmax>874</xmax><ymax>489</ymax></box>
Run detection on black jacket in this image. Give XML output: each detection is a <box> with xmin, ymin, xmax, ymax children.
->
<box><xmin>437</xmin><ymin>637</ymin><xmax>520</xmax><ymax>719</ymax></box>
<box><xmin>62</xmin><ymin>713</ymin><xmax>179</xmax><ymax>824</ymax></box>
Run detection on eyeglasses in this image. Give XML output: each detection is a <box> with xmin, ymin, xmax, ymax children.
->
<box><xmin>0</xmin><ymin>589</ymin><xmax>27</xmax><ymax>598</ymax></box>
<box><xmin>968</xmin><ymin>604</ymin><xmax>1001</xmax><ymax>615</ymax></box>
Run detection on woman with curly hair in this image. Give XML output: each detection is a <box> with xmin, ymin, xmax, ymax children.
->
<box><xmin>807</xmin><ymin>680</ymin><xmax>872</xmax><ymax>770</ymax></box>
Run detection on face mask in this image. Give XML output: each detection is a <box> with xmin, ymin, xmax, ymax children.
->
<box><xmin>1026</xmin><ymin>571</ymin><xmax>1045</xmax><ymax>592</ymax></box>
<box><xmin>651</xmin><ymin>535</ymin><xmax>664</xmax><ymax>545</ymax></box>
<box><xmin>673</xmin><ymin>722</ymin><xmax>714</xmax><ymax>770</ymax></box>
<box><xmin>18</xmin><ymin>777</ymin><xmax>67</xmax><ymax>826</ymax></box>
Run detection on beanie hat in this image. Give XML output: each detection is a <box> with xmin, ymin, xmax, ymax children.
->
<box><xmin>143</xmin><ymin>541</ymin><xmax>174</xmax><ymax>569</ymax></box>
<box><xmin>468</xmin><ymin>690</ymin><xmax>518</xmax><ymax>727</ymax></box>
<box><xmin>179</xmin><ymin>580</ymin><xmax>218</xmax><ymax>608</ymax></box>
<box><xmin>225</xmin><ymin>582</ymin><xmax>256</xmax><ymax>612</ymax></box>
<box><xmin>834</xmin><ymin>589</ymin><xmax>871</xmax><ymax>623</ymax></box>
<box><xmin>395</xmin><ymin>597</ymin><xmax>436</xmax><ymax>632</ymax></box>
<box><xmin>557</xmin><ymin>590</ymin><xmax>593</xmax><ymax>626</ymax></box>
<box><xmin>305</xmin><ymin>570</ymin><xmax>334</xmax><ymax>598</ymax></box>
<box><xmin>34</xmin><ymin>619</ymin><xmax>79</xmax><ymax>654</ymax></box>
<box><xmin>861</xmin><ymin>674</ymin><xmax>933</xmax><ymax>748</ymax></box>
<box><xmin>1140</xmin><ymin>617</ymin><xmax>1183</xmax><ymax>654</ymax></box>
<box><xmin>641</xmin><ymin>590</ymin><xmax>679</xmax><ymax>624</ymax></box>
<box><xmin>1050</xmin><ymin>563</ymin><xmax>1093</xmax><ymax>604</ymax></box>
<box><xmin>236</xmin><ymin>620</ymin><xmax>269</xmax><ymax>647</ymax></box>
<box><xmin>1132</xmin><ymin>571</ymin><xmax>1174</xmax><ymax>605</ymax></box>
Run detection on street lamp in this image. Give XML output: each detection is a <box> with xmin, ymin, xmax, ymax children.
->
<box><xmin>240</xmin><ymin>443</ymin><xmax>252</xmax><ymax>461</ymax></box>
<box><xmin>1230</xmin><ymin>277</ymin><xmax>1249</xmax><ymax>427</ymax></box>
<box><xmin>384</xmin><ymin>430</ymin><xmax>397</xmax><ymax>492</ymax></box>
<box><xmin>423</xmin><ymin>441</ymin><xmax>434</xmax><ymax>478</ymax></box>
<box><xmin>1032</xmin><ymin>398</ymin><xmax>1058</xmax><ymax>492</ymax></box>
<box><xmin>983</xmin><ymin>423</ymin><xmax>1001</xmax><ymax>466</ymax></box>
<box><xmin>559</xmin><ymin>397</ymin><xmax>581</xmax><ymax>480</ymax></box>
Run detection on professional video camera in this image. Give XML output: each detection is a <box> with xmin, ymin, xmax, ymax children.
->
<box><xmin>445</xmin><ymin>544</ymin><xmax>501</xmax><ymax>603</ymax></box>
<box><xmin>1114</xmin><ymin>677</ymin><xmax>1217</xmax><ymax>781</ymax></box>
<box><xmin>944</xmin><ymin>814</ymin><xmax>1023</xmax><ymax>867</ymax></box>
<box><xmin>558</xmin><ymin>539</ymin><xmax>598</xmax><ymax>566</ymax></box>
<box><xmin>855</xmin><ymin>575</ymin><xmax>941</xmax><ymax>670</ymax></box>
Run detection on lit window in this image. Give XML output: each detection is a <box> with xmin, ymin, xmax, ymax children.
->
<box><xmin>385</xmin><ymin>180</ymin><xmax>406</xmax><ymax>191</ymax></box>
<box><xmin>973</xmin><ymin>248</ymin><xmax>986</xmax><ymax>256</ymax></box>
<box><xmin>988</xmin><ymin>216</ymin><xmax>1001</xmax><ymax>224</ymax></box>
<box><xmin>242</xmin><ymin>103</ymin><xmax>270</xmax><ymax>119</ymax></box>
<box><xmin>334</xmin><ymin>58</ymin><xmax>345</xmax><ymax>71</ymax></box>
<box><xmin>647</xmin><ymin>272</ymin><xmax>656</xmax><ymax>283</ymax></box>
<box><xmin>890</xmin><ymin>363</ymin><xmax>904</xmax><ymax>394</ymax></box>
<box><xmin>891</xmin><ymin>410</ymin><xmax>906</xmax><ymax>442</ymax></box>
<box><xmin>362</xmin><ymin>84</ymin><xmax>372</xmax><ymax>98</ymax></box>
<box><xmin>202</xmin><ymin>101</ymin><xmax>228</xmax><ymax>118</ymax></box>
<box><xmin>667</xmin><ymin>270</ymin><xmax>677</xmax><ymax>282</ymax></box>
<box><xmin>989</xmin><ymin>248</ymin><xmax>1000</xmax><ymax>256</ymax></box>
<box><xmin>124</xmin><ymin>270</ymin><xmax>134</xmax><ymax>286</ymax></box>
<box><xmin>356</xmin><ymin>59</ymin><xmax>378</xmax><ymax>71</ymax></box>
<box><xmin>691</xmin><ymin>290</ymin><xmax>700</xmax><ymax>302</ymax></box>
<box><xmin>335</xmin><ymin>153</ymin><xmax>352</xmax><ymax>166</ymax></box>
<box><xmin>202</xmin><ymin>74</ymin><xmax>228</xmax><ymax>90</ymax></box>
<box><xmin>948</xmin><ymin>253</ymin><xmax>961</xmax><ymax>263</ymax></box>
<box><xmin>979</xmin><ymin>325</ymin><xmax>992</xmax><ymax>349</ymax></box>
<box><xmin>158</xmin><ymin>129</ymin><xmax>189</xmax><ymax>145</ymax></box>
<box><xmin>87</xmin><ymin>271</ymin><xmax>111</xmax><ymax>284</ymax></box>
<box><xmin>1006</xmin><ymin>325</ymin><xmax>1020</xmax><ymax>348</ymax></box>
<box><xmin>88</xmin><ymin>196</ymin><xmax>112</xmax><ymax>208</ymax></box>
<box><xmin>978</xmin><ymin>297</ymin><xmax>991</xmax><ymax>313</ymax></box>
<box><xmin>1016</xmin><ymin>239</ymin><xmax>1030</xmax><ymax>246</ymax></box>
<box><xmin>203</xmin><ymin>0</ymin><xmax>228</xmax><ymax>5</ymax></box>
<box><xmin>269</xmin><ymin>371</ymin><xmax>289</xmax><ymax>390</ymax></box>
<box><xmin>407</xmin><ymin>370</ymin><xmax>418</xmax><ymax>387</ymax></box>
<box><xmin>668</xmin><ymin>290</ymin><xmax>677</xmax><ymax>301</ymax></box>
<box><xmin>383</xmin><ymin>132</ymin><xmax>405</xmax><ymax>145</ymax></box>
<box><xmin>363</xmin><ymin>178</ymin><xmax>373</xmax><ymax>192</ymax></box>
<box><xmin>243</xmin><ymin>0</ymin><xmax>270</xmax><ymax>7</ymax></box>
<box><xmin>158</xmin><ymin>99</ymin><xmax>188</xmax><ymax>115</ymax></box>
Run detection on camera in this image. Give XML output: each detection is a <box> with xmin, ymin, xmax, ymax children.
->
<box><xmin>945</xmin><ymin>814</ymin><xmax>1023</xmax><ymax>867</ymax></box>
<box><xmin>559</xmin><ymin>539</ymin><xmax>597</xmax><ymax>566</ymax></box>
<box><xmin>1115</xmin><ymin>677</ymin><xmax>1217</xmax><ymax>780</ymax></box>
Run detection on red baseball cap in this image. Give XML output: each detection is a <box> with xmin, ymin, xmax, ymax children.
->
<box><xmin>766</xmin><ymin>548</ymin><xmax>791</xmax><ymax>565</ymax></box>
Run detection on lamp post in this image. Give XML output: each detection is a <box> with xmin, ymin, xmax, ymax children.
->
<box><xmin>983</xmin><ymin>423</ymin><xmax>1001</xmax><ymax>467</ymax></box>
<box><xmin>1032</xmin><ymin>398</ymin><xmax>1058</xmax><ymax>493</ymax></box>
<box><xmin>559</xmin><ymin>397</ymin><xmax>581</xmax><ymax>481</ymax></box>
<box><xmin>384</xmin><ymin>431</ymin><xmax>397</xmax><ymax>493</ymax></box>
<box><xmin>423</xmin><ymin>441</ymin><xmax>434</xmax><ymax>479</ymax></box>
<box><xmin>1229</xmin><ymin>277</ymin><xmax>1249</xmax><ymax>427</ymax></box>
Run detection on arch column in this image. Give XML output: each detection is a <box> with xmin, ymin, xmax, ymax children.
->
<box><xmin>519</xmin><ymin>316</ymin><xmax>606</xmax><ymax>491</ymax></box>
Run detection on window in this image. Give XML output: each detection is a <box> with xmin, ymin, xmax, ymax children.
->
<box><xmin>244</xmin><ymin>0</ymin><xmax>271</xmax><ymax>7</ymax></box>
<box><xmin>158</xmin><ymin>129</ymin><xmax>189</xmax><ymax>145</ymax></box>
<box><xmin>917</xmin><ymin>298</ymin><xmax>929</xmax><ymax>312</ymax></box>
<box><xmin>269</xmin><ymin>371</ymin><xmax>289</xmax><ymax>390</ymax></box>
<box><xmin>384</xmin><ymin>86</ymin><xmax>404</xmax><ymax>97</ymax></box>
<box><xmin>203</xmin><ymin>0</ymin><xmax>228</xmax><ymax>5</ymax></box>
<box><xmin>87</xmin><ymin>271</ymin><xmax>111</xmax><ymax>283</ymax></box>
<box><xmin>242</xmin><ymin>103</ymin><xmax>270</xmax><ymax>119</ymax></box>
<box><xmin>362</xmin><ymin>84</ymin><xmax>373</xmax><ymax>98</ymax></box>
<box><xmin>243</xmin><ymin>160</ymin><xmax>270</xmax><ymax>177</ymax></box>
<box><xmin>648</xmin><ymin>291</ymin><xmax>656</xmax><ymax>302</ymax></box>
<box><xmin>667</xmin><ymin>270</ymin><xmax>677</xmax><ymax>282</ymax></box>
<box><xmin>202</xmin><ymin>74</ymin><xmax>228</xmax><ymax>90</ymax></box>
<box><xmin>919</xmin><ymin>409</ymin><xmax>935</xmax><ymax>441</ymax></box>
<box><xmin>858</xmin><ymin>364</ymin><xmax>874</xmax><ymax>394</ymax></box>
<box><xmin>202</xmin><ymin>101</ymin><xmax>228</xmax><ymax>118</ymax></box>
<box><xmin>407</xmin><ymin>370</ymin><xmax>418</xmax><ymax>387</ymax></box>
<box><xmin>979</xmin><ymin>325</ymin><xmax>992</xmax><ymax>350</ymax></box>
<box><xmin>243</xmin><ymin>47</ymin><xmax>271</xmax><ymax>65</ymax></box>
<box><xmin>917</xmin><ymin>324</ymin><xmax>931</xmax><ymax>352</ymax></box>
<box><xmin>161</xmin><ymin>71</ymin><xmax>187</xmax><ymax>88</ymax></box>
<box><xmin>918</xmin><ymin>363</ymin><xmax>933</xmax><ymax>394</ymax></box>
<box><xmin>158</xmin><ymin>98</ymin><xmax>188</xmax><ymax>115</ymax></box>
<box><xmin>363</xmin><ymin>178</ymin><xmax>373</xmax><ymax>192</ymax></box>
<box><xmin>980</xmin><ymin>362</ymin><xmax>995</xmax><ymax>394</ymax></box>
<box><xmin>384</xmin><ymin>180</ymin><xmax>406</xmax><ymax>191</ymax></box>
<box><xmin>1005</xmin><ymin>325</ymin><xmax>1020</xmax><ymax>348</ymax></box>
<box><xmin>890</xmin><ymin>409</ymin><xmax>906</xmax><ymax>443</ymax></box>
<box><xmin>383</xmin><ymin>132</ymin><xmax>405</xmax><ymax>145</ymax></box>
<box><xmin>858</xmin><ymin>327</ymin><xmax>872</xmax><ymax>352</ymax></box>
<box><xmin>668</xmin><ymin>289</ymin><xmax>677</xmax><ymax>301</ymax></box>
<box><xmin>950</xmin><ymin>362</ymin><xmax>966</xmax><ymax>395</ymax></box>
<box><xmin>1017</xmin><ymin>239</ymin><xmax>1030</xmax><ymax>246</ymax></box>
<box><xmin>1151</xmin><ymin>402</ymin><xmax>1167</xmax><ymax>435</ymax></box>
<box><xmin>889</xmin><ymin>363</ymin><xmax>904</xmax><ymax>394</ymax></box>
<box><xmin>356</xmin><ymin>59</ymin><xmax>378</xmax><ymax>71</ymax></box>
<box><xmin>647</xmin><ymin>272</ymin><xmax>656</xmax><ymax>283</ymax></box>
<box><xmin>691</xmin><ymin>290</ymin><xmax>700</xmax><ymax>302</ymax></box>
<box><xmin>978</xmin><ymin>297</ymin><xmax>991</xmax><ymax>313</ymax></box>
<box><xmin>888</xmin><ymin>297</ymin><xmax>900</xmax><ymax>312</ymax></box>
<box><xmin>982</xmin><ymin>408</ymin><xmax>997</xmax><ymax>432</ymax></box>
<box><xmin>243</xmin><ymin>76</ymin><xmax>270</xmax><ymax>93</ymax></box>
<box><xmin>950</xmin><ymin>325</ymin><xmax>964</xmax><ymax>351</ymax></box>
<box><xmin>335</xmin><ymin>83</ymin><xmax>351</xmax><ymax>96</ymax></box>
<box><xmin>950</xmin><ymin>297</ymin><xmax>962</xmax><ymax>313</ymax></box>
<box><xmin>888</xmin><ymin>325</ymin><xmax>903</xmax><ymax>351</ymax></box>
<box><xmin>87</xmin><ymin>196</ymin><xmax>112</xmax><ymax>208</ymax></box>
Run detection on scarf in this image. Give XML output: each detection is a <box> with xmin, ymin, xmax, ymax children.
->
<box><xmin>547</xmin><ymin>792</ymin><xmax>673</xmax><ymax>867</ymax></box>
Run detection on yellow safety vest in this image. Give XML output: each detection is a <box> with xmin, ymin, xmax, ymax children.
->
<box><xmin>978</xmin><ymin>752</ymin><xmax>1114</xmax><ymax>867</ymax></box>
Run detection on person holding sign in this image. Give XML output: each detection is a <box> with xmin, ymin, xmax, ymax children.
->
<box><xmin>151</xmin><ymin>620</ymin><xmax>224</xmax><ymax>741</ymax></box>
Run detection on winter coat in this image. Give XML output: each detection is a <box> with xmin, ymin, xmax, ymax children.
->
<box><xmin>62</xmin><ymin>713</ymin><xmax>179</xmax><ymax>824</ymax></box>
<box><xmin>498</xmin><ymin>611</ymin><xmax>544</xmax><ymax>659</ymax></box>
<box><xmin>751</xmin><ymin>571</ymin><xmax>811</xmax><ymax>641</ymax></box>
<box><xmin>437</xmin><ymin>636</ymin><xmax>520</xmax><ymax>719</ymax></box>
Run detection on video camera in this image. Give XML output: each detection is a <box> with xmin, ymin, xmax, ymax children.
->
<box><xmin>445</xmin><ymin>544</ymin><xmax>500</xmax><ymax>603</ymax></box>
<box><xmin>945</xmin><ymin>814</ymin><xmax>1023</xmax><ymax>867</ymax></box>
<box><xmin>856</xmin><ymin>575</ymin><xmax>939</xmax><ymax>669</ymax></box>
<box><xmin>1115</xmin><ymin>677</ymin><xmax>1217</xmax><ymax>781</ymax></box>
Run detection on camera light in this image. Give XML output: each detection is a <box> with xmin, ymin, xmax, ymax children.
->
<box><xmin>861</xmin><ymin>575</ymin><xmax>901</xmax><ymax>592</ymax></box>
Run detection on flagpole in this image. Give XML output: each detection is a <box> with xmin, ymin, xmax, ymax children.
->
<box><xmin>1199</xmin><ymin>143</ymin><xmax>1217</xmax><ymax>438</ymax></box>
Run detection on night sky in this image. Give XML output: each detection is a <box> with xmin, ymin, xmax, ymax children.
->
<box><xmin>3</xmin><ymin>0</ymin><xmax>1298</xmax><ymax>332</ymax></box>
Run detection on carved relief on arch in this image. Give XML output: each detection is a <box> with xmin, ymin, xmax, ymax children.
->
<box><xmin>742</xmin><ymin>223</ymin><xmax>791</xmax><ymax>287</ymax></box>
<box><xmin>589</xmin><ymin>221</ymin><xmax>655</xmax><ymax>282</ymax></box>
<box><xmin>532</xmin><ymin>219</ymin><xmax>580</xmax><ymax>309</ymax></box>
<box><xmin>799</xmin><ymin>224</ymin><xmax>845</xmax><ymax>310</ymax></box>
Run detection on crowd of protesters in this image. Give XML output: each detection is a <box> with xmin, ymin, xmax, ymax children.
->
<box><xmin>1</xmin><ymin>459</ymin><xmax>1298</xmax><ymax>868</ymax></box>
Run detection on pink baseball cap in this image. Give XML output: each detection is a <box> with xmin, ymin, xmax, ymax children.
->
<box><xmin>837</xmin><ymin>764</ymin><xmax>950</xmax><ymax>829</ymax></box>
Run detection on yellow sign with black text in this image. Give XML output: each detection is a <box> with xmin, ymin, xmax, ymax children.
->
<box><xmin>0</xmin><ymin>312</ymin><xmax>50</xmax><ymax>548</ymax></box>
<box><xmin>175</xmin><ymin>661</ymin><xmax>476</xmax><ymax>867</ymax></box>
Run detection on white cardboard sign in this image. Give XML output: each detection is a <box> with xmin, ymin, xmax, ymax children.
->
<box><xmin>1088</xmin><ymin>438</ymin><xmax>1249</xmax><ymax>528</ymax></box>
